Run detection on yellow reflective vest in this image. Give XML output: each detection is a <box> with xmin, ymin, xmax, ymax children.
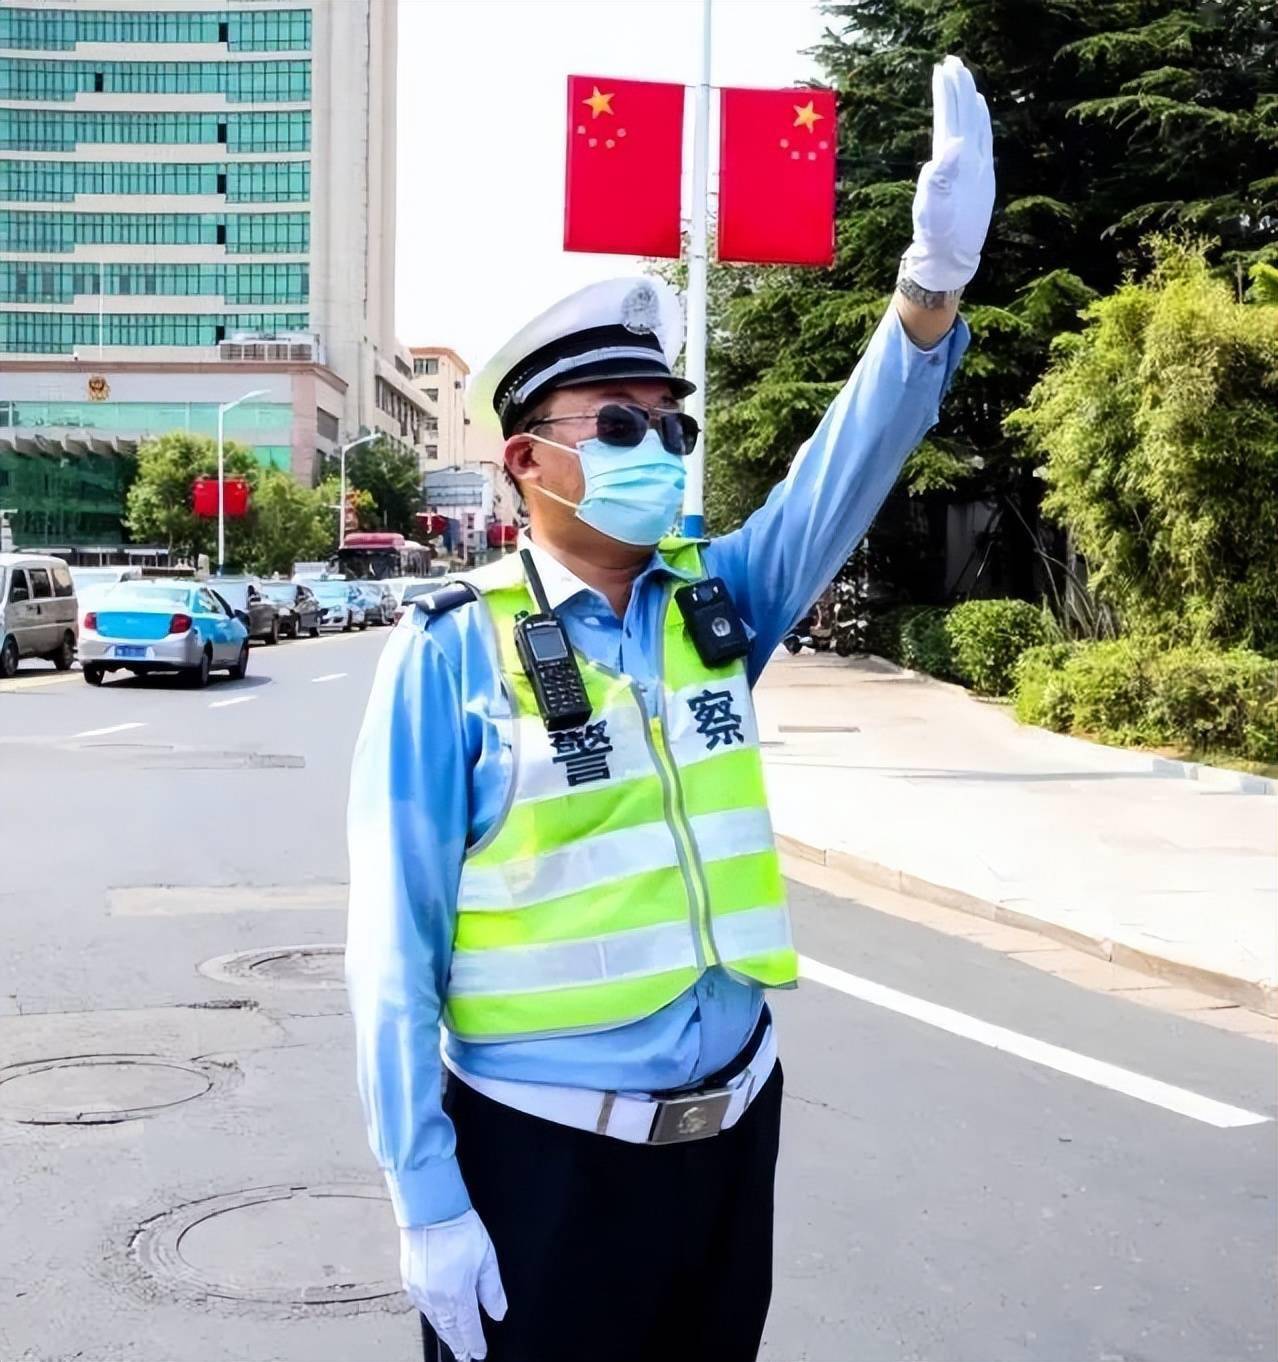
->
<box><xmin>444</xmin><ymin>539</ymin><xmax>797</xmax><ymax>1042</ymax></box>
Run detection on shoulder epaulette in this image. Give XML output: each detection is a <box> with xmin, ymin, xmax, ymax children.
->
<box><xmin>412</xmin><ymin>581</ymin><xmax>478</xmax><ymax>616</ymax></box>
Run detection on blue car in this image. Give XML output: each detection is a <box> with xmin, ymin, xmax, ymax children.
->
<box><xmin>78</xmin><ymin>581</ymin><xmax>250</xmax><ymax>688</ymax></box>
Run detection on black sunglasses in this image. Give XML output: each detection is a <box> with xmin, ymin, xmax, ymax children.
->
<box><xmin>529</xmin><ymin>403</ymin><xmax>700</xmax><ymax>457</ymax></box>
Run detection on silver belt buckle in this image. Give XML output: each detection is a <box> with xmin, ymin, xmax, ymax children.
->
<box><xmin>648</xmin><ymin>1087</ymin><xmax>732</xmax><ymax>1144</ymax></box>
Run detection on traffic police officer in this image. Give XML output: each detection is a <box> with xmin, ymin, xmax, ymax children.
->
<box><xmin>347</xmin><ymin>56</ymin><xmax>994</xmax><ymax>1362</ymax></box>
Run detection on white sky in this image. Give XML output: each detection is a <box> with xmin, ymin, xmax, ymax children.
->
<box><xmin>394</xmin><ymin>0</ymin><xmax>830</xmax><ymax>371</ymax></box>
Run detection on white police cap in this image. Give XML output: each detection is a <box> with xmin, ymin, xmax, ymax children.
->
<box><xmin>471</xmin><ymin>276</ymin><xmax>694</xmax><ymax>438</ymax></box>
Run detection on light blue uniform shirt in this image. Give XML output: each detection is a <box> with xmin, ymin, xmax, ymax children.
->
<box><xmin>346</xmin><ymin>309</ymin><xmax>969</xmax><ymax>1227</ymax></box>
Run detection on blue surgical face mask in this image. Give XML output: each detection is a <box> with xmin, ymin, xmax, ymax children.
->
<box><xmin>531</xmin><ymin>428</ymin><xmax>687</xmax><ymax>547</ymax></box>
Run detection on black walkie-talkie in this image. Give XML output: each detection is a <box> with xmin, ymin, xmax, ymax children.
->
<box><xmin>514</xmin><ymin>549</ymin><xmax>593</xmax><ymax>732</ymax></box>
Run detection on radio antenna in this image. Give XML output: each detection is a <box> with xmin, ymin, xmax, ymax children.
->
<box><xmin>519</xmin><ymin>548</ymin><xmax>554</xmax><ymax>617</ymax></box>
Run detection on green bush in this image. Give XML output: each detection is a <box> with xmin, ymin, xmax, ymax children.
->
<box><xmin>1010</xmin><ymin>639</ymin><xmax>1278</xmax><ymax>762</ymax></box>
<box><xmin>1059</xmin><ymin>640</ymin><xmax>1154</xmax><ymax>743</ymax></box>
<box><xmin>1147</xmin><ymin>648</ymin><xmax>1278</xmax><ymax>762</ymax></box>
<box><xmin>866</xmin><ymin>606</ymin><xmax>955</xmax><ymax>679</ymax></box>
<box><xmin>945</xmin><ymin>599</ymin><xmax>1049</xmax><ymax>696</ymax></box>
<box><xmin>1012</xmin><ymin>643</ymin><xmax>1079</xmax><ymax>730</ymax></box>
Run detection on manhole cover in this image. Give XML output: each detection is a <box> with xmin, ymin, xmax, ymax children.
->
<box><xmin>132</xmin><ymin>1183</ymin><xmax>400</xmax><ymax>1305</ymax></box>
<box><xmin>0</xmin><ymin>1054</ymin><xmax>222</xmax><ymax>1125</ymax></box>
<box><xmin>198</xmin><ymin>945</ymin><xmax>345</xmax><ymax>990</ymax></box>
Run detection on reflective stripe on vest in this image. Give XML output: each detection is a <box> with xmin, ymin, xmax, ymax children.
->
<box><xmin>445</xmin><ymin>540</ymin><xmax>797</xmax><ymax>1042</ymax></box>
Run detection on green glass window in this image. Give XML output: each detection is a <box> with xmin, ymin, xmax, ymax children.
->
<box><xmin>0</xmin><ymin>311</ymin><xmax>309</xmax><ymax>354</ymax></box>
<box><xmin>0</xmin><ymin>263</ymin><xmax>308</xmax><ymax>304</ymax></box>
<box><xmin>0</xmin><ymin>110</ymin><xmax>309</xmax><ymax>153</ymax></box>
<box><xmin>0</xmin><ymin>400</ymin><xmax>293</xmax><ymax>435</ymax></box>
<box><xmin>0</xmin><ymin>8</ymin><xmax>78</xmax><ymax>49</ymax></box>
<box><xmin>228</xmin><ymin>11</ymin><xmax>312</xmax><ymax>52</ymax></box>
<box><xmin>225</xmin><ymin>161</ymin><xmax>309</xmax><ymax>203</ymax></box>
<box><xmin>251</xmin><ymin>446</ymin><xmax>292</xmax><ymax>470</ymax></box>
<box><xmin>0</xmin><ymin>160</ymin><xmax>309</xmax><ymax>203</ymax></box>
<box><xmin>0</xmin><ymin>58</ymin><xmax>310</xmax><ymax>104</ymax></box>
<box><xmin>0</xmin><ymin>160</ymin><xmax>238</xmax><ymax>201</ymax></box>
<box><xmin>224</xmin><ymin>212</ymin><xmax>309</xmax><ymax>254</ymax></box>
<box><xmin>0</xmin><ymin>445</ymin><xmax>131</xmax><ymax>549</ymax></box>
<box><xmin>226</xmin><ymin>113</ymin><xmax>310</xmax><ymax>154</ymax></box>
<box><xmin>0</xmin><ymin>210</ymin><xmax>309</xmax><ymax>253</ymax></box>
<box><xmin>0</xmin><ymin>9</ymin><xmax>310</xmax><ymax>52</ymax></box>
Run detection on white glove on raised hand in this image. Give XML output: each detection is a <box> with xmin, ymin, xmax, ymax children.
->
<box><xmin>900</xmin><ymin>55</ymin><xmax>995</xmax><ymax>293</ymax></box>
<box><xmin>400</xmin><ymin>1209</ymin><xmax>508</xmax><ymax>1361</ymax></box>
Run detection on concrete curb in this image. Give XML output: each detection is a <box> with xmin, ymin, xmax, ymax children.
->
<box><xmin>777</xmin><ymin>833</ymin><xmax>1278</xmax><ymax>1018</ymax></box>
<box><xmin>867</xmin><ymin>655</ymin><xmax>1276</xmax><ymax>797</ymax></box>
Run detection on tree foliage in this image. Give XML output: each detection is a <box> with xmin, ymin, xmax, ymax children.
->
<box><xmin>243</xmin><ymin>471</ymin><xmax>332</xmax><ymax>576</ymax></box>
<box><xmin>1007</xmin><ymin>239</ymin><xmax>1278</xmax><ymax>652</ymax></box>
<box><xmin>125</xmin><ymin>431</ymin><xmax>332</xmax><ymax>575</ymax></box>
<box><xmin>332</xmin><ymin>435</ymin><xmax>424</xmax><ymax>535</ymax></box>
<box><xmin>701</xmin><ymin>0</ymin><xmax>1278</xmax><ymax>602</ymax></box>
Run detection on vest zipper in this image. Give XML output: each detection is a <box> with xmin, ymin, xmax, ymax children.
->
<box><xmin>652</xmin><ymin>667</ymin><xmax>723</xmax><ymax>971</ymax></box>
<box><xmin>631</xmin><ymin>681</ymin><xmax>711</xmax><ymax>972</ymax></box>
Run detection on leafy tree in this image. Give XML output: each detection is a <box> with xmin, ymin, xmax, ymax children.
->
<box><xmin>125</xmin><ymin>430</ymin><xmax>260</xmax><ymax>566</ymax></box>
<box><xmin>336</xmin><ymin>435</ymin><xmax>423</xmax><ymax>535</ymax></box>
<box><xmin>314</xmin><ymin>474</ymin><xmax>378</xmax><ymax>543</ymax></box>
<box><xmin>701</xmin><ymin>0</ymin><xmax>1278</xmax><ymax>603</ymax></box>
<box><xmin>126</xmin><ymin>430</ymin><xmax>339</xmax><ymax>575</ymax></box>
<box><xmin>1007</xmin><ymin>239</ymin><xmax>1278</xmax><ymax>651</ymax></box>
<box><xmin>241</xmin><ymin>471</ymin><xmax>332</xmax><ymax>576</ymax></box>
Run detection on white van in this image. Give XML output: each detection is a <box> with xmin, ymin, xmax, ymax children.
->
<box><xmin>0</xmin><ymin>553</ymin><xmax>79</xmax><ymax>677</ymax></box>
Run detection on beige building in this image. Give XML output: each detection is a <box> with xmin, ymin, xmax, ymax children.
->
<box><xmin>0</xmin><ymin>0</ymin><xmax>431</xmax><ymax>493</ymax></box>
<box><xmin>410</xmin><ymin>343</ymin><xmax>517</xmax><ymax>551</ymax></box>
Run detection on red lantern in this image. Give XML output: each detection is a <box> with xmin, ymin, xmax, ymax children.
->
<box><xmin>192</xmin><ymin>476</ymin><xmax>249</xmax><ymax>518</ymax></box>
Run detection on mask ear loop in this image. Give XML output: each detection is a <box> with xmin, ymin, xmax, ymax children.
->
<box><xmin>522</xmin><ymin>432</ymin><xmax>583</xmax><ymax>512</ymax></box>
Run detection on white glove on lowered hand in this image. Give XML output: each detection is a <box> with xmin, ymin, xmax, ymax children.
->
<box><xmin>400</xmin><ymin>1209</ymin><xmax>508</xmax><ymax>1361</ymax></box>
<box><xmin>900</xmin><ymin>55</ymin><xmax>995</xmax><ymax>293</ymax></box>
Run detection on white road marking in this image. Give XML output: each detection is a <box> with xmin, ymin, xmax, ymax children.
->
<box><xmin>109</xmin><ymin>884</ymin><xmax>345</xmax><ymax>916</ymax></box>
<box><xmin>311</xmin><ymin>672</ymin><xmax>347</xmax><ymax>683</ymax></box>
<box><xmin>209</xmin><ymin>695</ymin><xmax>256</xmax><ymax>709</ymax></box>
<box><xmin>1</xmin><ymin>672</ymin><xmax>80</xmax><ymax>693</ymax></box>
<box><xmin>73</xmin><ymin>721</ymin><xmax>146</xmax><ymax>738</ymax></box>
<box><xmin>799</xmin><ymin>954</ymin><xmax>1271</xmax><ymax>1130</ymax></box>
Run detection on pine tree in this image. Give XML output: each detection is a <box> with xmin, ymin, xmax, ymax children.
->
<box><xmin>704</xmin><ymin>0</ymin><xmax>1278</xmax><ymax>602</ymax></box>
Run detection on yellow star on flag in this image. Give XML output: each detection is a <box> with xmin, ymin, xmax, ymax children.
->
<box><xmin>583</xmin><ymin>86</ymin><xmax>615</xmax><ymax>119</ymax></box>
<box><xmin>793</xmin><ymin>100</ymin><xmax>824</xmax><ymax>133</ymax></box>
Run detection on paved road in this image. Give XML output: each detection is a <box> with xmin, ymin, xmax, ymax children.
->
<box><xmin>0</xmin><ymin>631</ymin><xmax>1273</xmax><ymax>1362</ymax></box>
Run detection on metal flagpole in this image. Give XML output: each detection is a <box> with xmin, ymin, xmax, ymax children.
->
<box><xmin>681</xmin><ymin>0</ymin><xmax>712</xmax><ymax>538</ymax></box>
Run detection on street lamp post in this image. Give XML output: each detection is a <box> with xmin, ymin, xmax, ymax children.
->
<box><xmin>216</xmin><ymin>388</ymin><xmax>268</xmax><ymax>574</ymax></box>
<box><xmin>338</xmin><ymin>433</ymin><xmax>378</xmax><ymax>549</ymax></box>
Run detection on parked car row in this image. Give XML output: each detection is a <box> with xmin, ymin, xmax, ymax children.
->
<box><xmin>0</xmin><ymin>553</ymin><xmax>405</xmax><ymax>685</ymax></box>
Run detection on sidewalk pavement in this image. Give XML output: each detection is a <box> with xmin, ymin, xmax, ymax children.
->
<box><xmin>754</xmin><ymin>653</ymin><xmax>1278</xmax><ymax>1016</ymax></box>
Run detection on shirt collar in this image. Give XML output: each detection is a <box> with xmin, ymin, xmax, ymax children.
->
<box><xmin>517</xmin><ymin>532</ymin><xmax>698</xmax><ymax>612</ymax></box>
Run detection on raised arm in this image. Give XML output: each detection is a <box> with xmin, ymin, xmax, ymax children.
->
<box><xmin>704</xmin><ymin>56</ymin><xmax>994</xmax><ymax>676</ymax></box>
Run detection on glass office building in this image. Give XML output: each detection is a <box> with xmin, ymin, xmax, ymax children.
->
<box><xmin>0</xmin><ymin>5</ymin><xmax>318</xmax><ymax>355</ymax></box>
<box><xmin>0</xmin><ymin>0</ymin><xmax>425</xmax><ymax>547</ymax></box>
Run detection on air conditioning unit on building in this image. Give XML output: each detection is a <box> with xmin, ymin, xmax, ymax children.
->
<box><xmin>219</xmin><ymin>332</ymin><xmax>324</xmax><ymax>364</ymax></box>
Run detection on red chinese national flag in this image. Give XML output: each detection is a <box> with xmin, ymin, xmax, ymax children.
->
<box><xmin>564</xmin><ymin>75</ymin><xmax>684</xmax><ymax>258</ymax></box>
<box><xmin>718</xmin><ymin>87</ymin><xmax>838</xmax><ymax>266</ymax></box>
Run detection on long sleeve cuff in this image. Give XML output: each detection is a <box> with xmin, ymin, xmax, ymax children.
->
<box><xmin>385</xmin><ymin>1156</ymin><xmax>472</xmax><ymax>1228</ymax></box>
<box><xmin>886</xmin><ymin>307</ymin><xmax>969</xmax><ymax>391</ymax></box>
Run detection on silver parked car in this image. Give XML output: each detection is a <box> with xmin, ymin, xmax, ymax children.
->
<box><xmin>309</xmin><ymin>579</ymin><xmax>367</xmax><ymax>631</ymax></box>
<box><xmin>354</xmin><ymin>580</ymin><xmax>397</xmax><ymax>626</ymax></box>
<box><xmin>0</xmin><ymin>553</ymin><xmax>79</xmax><ymax>677</ymax></box>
